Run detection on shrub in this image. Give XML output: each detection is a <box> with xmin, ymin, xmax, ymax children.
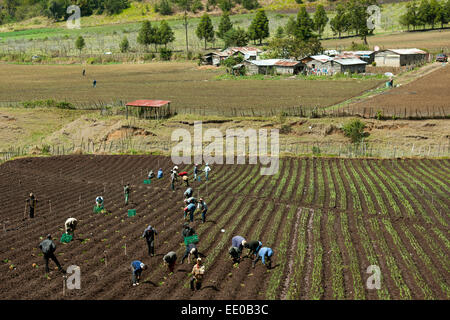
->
<box><xmin>159</xmin><ymin>48</ymin><xmax>172</xmax><ymax>61</ymax></box>
<box><xmin>342</xmin><ymin>119</ymin><xmax>366</xmax><ymax>143</ymax></box>
<box><xmin>143</xmin><ymin>53</ymin><xmax>156</xmax><ymax>61</ymax></box>
<box><xmin>41</xmin><ymin>144</ymin><xmax>51</xmax><ymax>154</ymax></box>
<box><xmin>312</xmin><ymin>146</ymin><xmax>321</xmax><ymax>155</ymax></box>
<box><xmin>371</xmin><ymin>61</ymin><xmax>376</xmax><ymax>66</ymax></box>
<box><xmin>280</xmin><ymin>124</ymin><xmax>292</xmax><ymax>134</ymax></box>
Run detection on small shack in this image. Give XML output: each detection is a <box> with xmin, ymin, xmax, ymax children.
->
<box><xmin>374</xmin><ymin>48</ymin><xmax>427</xmax><ymax>67</ymax></box>
<box><xmin>125</xmin><ymin>100</ymin><xmax>172</xmax><ymax>120</ymax></box>
<box><xmin>333</xmin><ymin>58</ymin><xmax>367</xmax><ymax>73</ymax></box>
<box><xmin>244</xmin><ymin>59</ymin><xmax>303</xmax><ymax>75</ymax></box>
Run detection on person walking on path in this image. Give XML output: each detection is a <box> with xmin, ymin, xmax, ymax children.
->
<box><xmin>142</xmin><ymin>225</ymin><xmax>157</xmax><ymax>257</ymax></box>
<box><xmin>244</xmin><ymin>240</ymin><xmax>262</xmax><ymax>259</ymax></box>
<box><xmin>181</xmin><ymin>243</ymin><xmax>199</xmax><ymax>264</ymax></box>
<box><xmin>190</xmin><ymin>258</ymin><xmax>205</xmax><ymax>291</ymax></box>
<box><xmin>193</xmin><ymin>164</ymin><xmax>198</xmax><ymax>181</ymax></box>
<box><xmin>197</xmin><ymin>198</ymin><xmax>208</xmax><ymax>223</ymax></box>
<box><xmin>131</xmin><ymin>260</ymin><xmax>147</xmax><ymax>286</ymax></box>
<box><xmin>157</xmin><ymin>168</ymin><xmax>163</xmax><ymax>179</ymax></box>
<box><xmin>170</xmin><ymin>170</ymin><xmax>177</xmax><ymax>191</ymax></box>
<box><xmin>82</xmin><ymin>69</ymin><xmax>86</xmax><ymax>76</ymax></box>
<box><xmin>203</xmin><ymin>163</ymin><xmax>211</xmax><ymax>181</ymax></box>
<box><xmin>93</xmin><ymin>79</ymin><xmax>97</xmax><ymax>87</ymax></box>
<box><xmin>184</xmin><ymin>202</ymin><xmax>196</xmax><ymax>222</ymax></box>
<box><xmin>39</xmin><ymin>234</ymin><xmax>65</xmax><ymax>274</ymax></box>
<box><xmin>252</xmin><ymin>247</ymin><xmax>273</xmax><ymax>269</ymax></box>
<box><xmin>231</xmin><ymin>236</ymin><xmax>246</xmax><ymax>256</ymax></box>
<box><xmin>64</xmin><ymin>217</ymin><xmax>78</xmax><ymax>238</ymax></box>
<box><xmin>26</xmin><ymin>192</ymin><xmax>38</xmax><ymax>219</ymax></box>
<box><xmin>123</xmin><ymin>184</ymin><xmax>131</xmax><ymax>205</ymax></box>
<box><xmin>163</xmin><ymin>251</ymin><xmax>177</xmax><ymax>273</ymax></box>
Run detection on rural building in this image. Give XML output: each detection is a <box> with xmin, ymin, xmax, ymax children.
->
<box><xmin>243</xmin><ymin>59</ymin><xmax>304</xmax><ymax>75</ymax></box>
<box><xmin>302</xmin><ymin>55</ymin><xmax>334</xmax><ymax>75</ymax></box>
<box><xmin>202</xmin><ymin>51</ymin><xmax>228</xmax><ymax>66</ymax></box>
<box><xmin>333</xmin><ymin>58</ymin><xmax>367</xmax><ymax>73</ymax></box>
<box><xmin>340</xmin><ymin>51</ymin><xmax>375</xmax><ymax>64</ymax></box>
<box><xmin>302</xmin><ymin>55</ymin><xmax>367</xmax><ymax>75</ymax></box>
<box><xmin>125</xmin><ymin>99</ymin><xmax>172</xmax><ymax>120</ymax></box>
<box><xmin>374</xmin><ymin>48</ymin><xmax>427</xmax><ymax>67</ymax></box>
<box><xmin>202</xmin><ymin>47</ymin><xmax>262</xmax><ymax>66</ymax></box>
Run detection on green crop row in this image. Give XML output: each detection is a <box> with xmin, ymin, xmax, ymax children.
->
<box><xmin>324</xmin><ymin>161</ymin><xmax>336</xmax><ymax>209</ymax></box>
<box><xmin>316</xmin><ymin>161</ymin><xmax>325</xmax><ymax>205</ymax></box>
<box><xmin>331</xmin><ymin>160</ymin><xmax>347</xmax><ymax>210</ymax></box>
<box><xmin>231</xmin><ymin>165</ymin><xmax>260</xmax><ymax>196</ymax></box>
<box><xmin>326</xmin><ymin>211</ymin><xmax>345</xmax><ymax>300</ymax></box>
<box><xmin>281</xmin><ymin>160</ymin><xmax>299</xmax><ymax>201</ymax></box>
<box><xmin>382</xmin><ymin>219</ymin><xmax>434</xmax><ymax>300</ymax></box>
<box><xmin>261</xmin><ymin>160</ymin><xmax>285</xmax><ymax>199</ymax></box>
<box><xmin>413</xmin><ymin>224</ymin><xmax>450</xmax><ymax>274</ymax></box>
<box><xmin>368</xmin><ymin>218</ymin><xmax>412</xmax><ymax>299</ymax></box>
<box><xmin>347</xmin><ymin>161</ymin><xmax>376</xmax><ymax>214</ymax></box>
<box><xmin>295</xmin><ymin>159</ymin><xmax>308</xmax><ymax>202</ymax></box>
<box><xmin>309</xmin><ymin>209</ymin><xmax>324</xmax><ymax>300</ymax></box>
<box><xmin>357</xmin><ymin>163</ymin><xmax>388</xmax><ymax>215</ymax></box>
<box><xmin>304</xmin><ymin>160</ymin><xmax>315</xmax><ymax>205</ymax></box>
<box><xmin>431</xmin><ymin>227</ymin><xmax>450</xmax><ymax>251</ymax></box>
<box><xmin>340</xmin><ymin>159</ymin><xmax>362</xmax><ymax>212</ymax></box>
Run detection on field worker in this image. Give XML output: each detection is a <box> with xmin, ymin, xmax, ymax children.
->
<box><xmin>252</xmin><ymin>247</ymin><xmax>274</xmax><ymax>269</ymax></box>
<box><xmin>184</xmin><ymin>187</ymin><xmax>193</xmax><ymax>198</ymax></box>
<box><xmin>182</xmin><ymin>222</ymin><xmax>196</xmax><ymax>239</ymax></box>
<box><xmin>231</xmin><ymin>236</ymin><xmax>246</xmax><ymax>256</ymax></box>
<box><xmin>184</xmin><ymin>196</ymin><xmax>197</xmax><ymax>205</ymax></box>
<box><xmin>131</xmin><ymin>260</ymin><xmax>147</xmax><ymax>286</ymax></box>
<box><xmin>157</xmin><ymin>168</ymin><xmax>163</xmax><ymax>179</ymax></box>
<box><xmin>170</xmin><ymin>170</ymin><xmax>177</xmax><ymax>191</ymax></box>
<box><xmin>228</xmin><ymin>246</ymin><xmax>241</xmax><ymax>263</ymax></box>
<box><xmin>244</xmin><ymin>240</ymin><xmax>262</xmax><ymax>259</ymax></box>
<box><xmin>26</xmin><ymin>192</ymin><xmax>38</xmax><ymax>219</ymax></box>
<box><xmin>142</xmin><ymin>225</ymin><xmax>158</xmax><ymax>257</ymax></box>
<box><xmin>184</xmin><ymin>202</ymin><xmax>196</xmax><ymax>222</ymax></box>
<box><xmin>93</xmin><ymin>79</ymin><xmax>97</xmax><ymax>87</ymax></box>
<box><xmin>190</xmin><ymin>258</ymin><xmax>205</xmax><ymax>291</ymax></box>
<box><xmin>181</xmin><ymin>243</ymin><xmax>199</xmax><ymax>264</ymax></box>
<box><xmin>64</xmin><ymin>217</ymin><xmax>78</xmax><ymax>237</ymax></box>
<box><xmin>183</xmin><ymin>174</ymin><xmax>189</xmax><ymax>187</ymax></box>
<box><xmin>39</xmin><ymin>234</ymin><xmax>64</xmax><ymax>274</ymax></box>
<box><xmin>172</xmin><ymin>166</ymin><xmax>179</xmax><ymax>175</ymax></box>
<box><xmin>95</xmin><ymin>196</ymin><xmax>104</xmax><ymax>207</ymax></box>
<box><xmin>82</xmin><ymin>69</ymin><xmax>86</xmax><ymax>76</ymax></box>
<box><xmin>193</xmin><ymin>164</ymin><xmax>198</xmax><ymax>181</ymax></box>
<box><xmin>163</xmin><ymin>251</ymin><xmax>177</xmax><ymax>273</ymax></box>
<box><xmin>197</xmin><ymin>198</ymin><xmax>208</xmax><ymax>223</ymax></box>
<box><xmin>203</xmin><ymin>163</ymin><xmax>211</xmax><ymax>181</ymax></box>
<box><xmin>123</xmin><ymin>183</ymin><xmax>131</xmax><ymax>205</ymax></box>
<box><xmin>148</xmin><ymin>170</ymin><xmax>155</xmax><ymax>179</ymax></box>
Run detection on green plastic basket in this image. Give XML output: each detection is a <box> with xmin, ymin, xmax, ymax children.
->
<box><xmin>60</xmin><ymin>233</ymin><xmax>73</xmax><ymax>243</ymax></box>
<box><xmin>184</xmin><ymin>234</ymin><xmax>199</xmax><ymax>245</ymax></box>
<box><xmin>144</xmin><ymin>179</ymin><xmax>151</xmax><ymax>184</ymax></box>
<box><xmin>128</xmin><ymin>209</ymin><xmax>136</xmax><ymax>217</ymax></box>
<box><xmin>93</xmin><ymin>205</ymin><xmax>104</xmax><ymax>213</ymax></box>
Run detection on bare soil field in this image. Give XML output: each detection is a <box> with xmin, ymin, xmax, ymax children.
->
<box><xmin>351</xmin><ymin>64</ymin><xmax>450</xmax><ymax>118</ymax></box>
<box><xmin>0</xmin><ymin>63</ymin><xmax>382</xmax><ymax>112</ymax></box>
<box><xmin>0</xmin><ymin>155</ymin><xmax>448</xmax><ymax>300</ymax></box>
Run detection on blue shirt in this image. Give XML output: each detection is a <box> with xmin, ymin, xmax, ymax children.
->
<box><xmin>187</xmin><ymin>203</ymin><xmax>196</xmax><ymax>213</ymax></box>
<box><xmin>184</xmin><ymin>188</ymin><xmax>193</xmax><ymax>197</ymax></box>
<box><xmin>131</xmin><ymin>260</ymin><xmax>143</xmax><ymax>273</ymax></box>
<box><xmin>258</xmin><ymin>247</ymin><xmax>273</xmax><ymax>265</ymax></box>
<box><xmin>232</xmin><ymin>236</ymin><xmax>245</xmax><ymax>249</ymax></box>
<box><xmin>157</xmin><ymin>170</ymin><xmax>163</xmax><ymax>179</ymax></box>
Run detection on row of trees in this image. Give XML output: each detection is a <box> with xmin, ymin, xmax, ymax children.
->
<box><xmin>400</xmin><ymin>0</ymin><xmax>450</xmax><ymax>30</ymax></box>
<box><xmin>136</xmin><ymin>19</ymin><xmax>175</xmax><ymax>51</ymax></box>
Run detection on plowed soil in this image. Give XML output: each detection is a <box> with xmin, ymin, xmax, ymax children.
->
<box><xmin>0</xmin><ymin>155</ymin><xmax>448</xmax><ymax>300</ymax></box>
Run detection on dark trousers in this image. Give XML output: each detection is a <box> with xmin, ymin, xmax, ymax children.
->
<box><xmin>201</xmin><ymin>210</ymin><xmax>207</xmax><ymax>223</ymax></box>
<box><xmin>190</xmin><ymin>277</ymin><xmax>202</xmax><ymax>290</ymax></box>
<box><xmin>189</xmin><ymin>211</ymin><xmax>194</xmax><ymax>222</ymax></box>
<box><xmin>146</xmin><ymin>240</ymin><xmax>155</xmax><ymax>256</ymax></box>
<box><xmin>171</xmin><ymin>181</ymin><xmax>175</xmax><ymax>190</ymax></box>
<box><xmin>29</xmin><ymin>207</ymin><xmax>34</xmax><ymax>218</ymax></box>
<box><xmin>131</xmin><ymin>265</ymin><xmax>142</xmax><ymax>284</ymax></box>
<box><xmin>44</xmin><ymin>252</ymin><xmax>62</xmax><ymax>273</ymax></box>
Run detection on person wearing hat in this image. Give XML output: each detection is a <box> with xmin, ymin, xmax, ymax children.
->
<box><xmin>26</xmin><ymin>192</ymin><xmax>38</xmax><ymax>219</ymax></box>
<box><xmin>64</xmin><ymin>217</ymin><xmax>78</xmax><ymax>238</ymax></box>
<box><xmin>170</xmin><ymin>169</ymin><xmax>177</xmax><ymax>191</ymax></box>
<box><xmin>157</xmin><ymin>168</ymin><xmax>163</xmax><ymax>179</ymax></box>
<box><xmin>231</xmin><ymin>235</ymin><xmax>246</xmax><ymax>256</ymax></box>
<box><xmin>182</xmin><ymin>223</ymin><xmax>196</xmax><ymax>239</ymax></box>
<box><xmin>94</xmin><ymin>196</ymin><xmax>105</xmax><ymax>213</ymax></box>
<box><xmin>142</xmin><ymin>225</ymin><xmax>158</xmax><ymax>257</ymax></box>
<box><xmin>148</xmin><ymin>170</ymin><xmax>155</xmax><ymax>179</ymax></box>
<box><xmin>190</xmin><ymin>258</ymin><xmax>205</xmax><ymax>291</ymax></box>
<box><xmin>181</xmin><ymin>243</ymin><xmax>199</xmax><ymax>264</ymax></box>
<box><xmin>183</xmin><ymin>174</ymin><xmax>189</xmax><ymax>187</ymax></box>
<box><xmin>197</xmin><ymin>198</ymin><xmax>208</xmax><ymax>223</ymax></box>
<box><xmin>39</xmin><ymin>234</ymin><xmax>64</xmax><ymax>274</ymax></box>
<box><xmin>184</xmin><ymin>187</ymin><xmax>193</xmax><ymax>199</ymax></box>
<box><xmin>203</xmin><ymin>163</ymin><xmax>211</xmax><ymax>181</ymax></box>
<box><xmin>228</xmin><ymin>246</ymin><xmax>241</xmax><ymax>264</ymax></box>
<box><xmin>252</xmin><ymin>247</ymin><xmax>274</xmax><ymax>269</ymax></box>
<box><xmin>244</xmin><ymin>240</ymin><xmax>262</xmax><ymax>259</ymax></box>
<box><xmin>131</xmin><ymin>260</ymin><xmax>147</xmax><ymax>286</ymax></box>
<box><xmin>193</xmin><ymin>164</ymin><xmax>199</xmax><ymax>181</ymax></box>
<box><xmin>163</xmin><ymin>251</ymin><xmax>177</xmax><ymax>272</ymax></box>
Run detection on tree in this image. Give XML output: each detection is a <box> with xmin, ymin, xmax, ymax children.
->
<box><xmin>158</xmin><ymin>20</ymin><xmax>175</xmax><ymax>48</ymax></box>
<box><xmin>192</xmin><ymin>0</ymin><xmax>204</xmax><ymax>12</ymax></box>
<box><xmin>330</xmin><ymin>3</ymin><xmax>349</xmax><ymax>38</ymax></box>
<box><xmin>119</xmin><ymin>36</ymin><xmax>129</xmax><ymax>52</ymax></box>
<box><xmin>400</xmin><ymin>1</ymin><xmax>419</xmax><ymax>31</ymax></box>
<box><xmin>242</xmin><ymin>0</ymin><xmax>259</xmax><ymax>10</ymax></box>
<box><xmin>103</xmin><ymin>0</ymin><xmax>130</xmax><ymax>15</ymax></box>
<box><xmin>223</xmin><ymin>27</ymin><xmax>248</xmax><ymax>47</ymax></box>
<box><xmin>267</xmin><ymin>35</ymin><xmax>322</xmax><ymax>60</ymax></box>
<box><xmin>436</xmin><ymin>0</ymin><xmax>449</xmax><ymax>28</ymax></box>
<box><xmin>217</xmin><ymin>12</ymin><xmax>233</xmax><ymax>41</ymax></box>
<box><xmin>346</xmin><ymin>0</ymin><xmax>377</xmax><ymax>45</ymax></box>
<box><xmin>342</xmin><ymin>119</ymin><xmax>366</xmax><ymax>143</ymax></box>
<box><xmin>75</xmin><ymin>36</ymin><xmax>85</xmax><ymax>54</ymax></box>
<box><xmin>248</xmin><ymin>9</ymin><xmax>269</xmax><ymax>45</ymax></box>
<box><xmin>418</xmin><ymin>0</ymin><xmax>431</xmax><ymax>29</ymax></box>
<box><xmin>285</xmin><ymin>16</ymin><xmax>297</xmax><ymax>36</ymax></box>
<box><xmin>429</xmin><ymin>0</ymin><xmax>441</xmax><ymax>29</ymax></box>
<box><xmin>218</xmin><ymin>0</ymin><xmax>233</xmax><ymax>12</ymax></box>
<box><xmin>196</xmin><ymin>13</ymin><xmax>215</xmax><ymax>49</ymax></box>
<box><xmin>275</xmin><ymin>26</ymin><xmax>284</xmax><ymax>38</ymax></box>
<box><xmin>157</xmin><ymin>0</ymin><xmax>173</xmax><ymax>15</ymax></box>
<box><xmin>295</xmin><ymin>5</ymin><xmax>314</xmax><ymax>40</ymax></box>
<box><xmin>176</xmin><ymin>0</ymin><xmax>193</xmax><ymax>53</ymax></box>
<box><xmin>137</xmin><ymin>20</ymin><xmax>156</xmax><ymax>51</ymax></box>
<box><xmin>313</xmin><ymin>4</ymin><xmax>328</xmax><ymax>38</ymax></box>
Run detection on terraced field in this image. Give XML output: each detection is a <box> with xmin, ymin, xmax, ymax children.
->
<box><xmin>0</xmin><ymin>155</ymin><xmax>448</xmax><ymax>299</ymax></box>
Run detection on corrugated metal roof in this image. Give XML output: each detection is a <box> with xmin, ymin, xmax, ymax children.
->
<box><xmin>246</xmin><ymin>59</ymin><xmax>300</xmax><ymax>67</ymax></box>
<box><xmin>310</xmin><ymin>55</ymin><xmax>333</xmax><ymax>63</ymax></box>
<box><xmin>126</xmin><ymin>100</ymin><xmax>171</xmax><ymax>107</ymax></box>
<box><xmin>385</xmin><ymin>48</ymin><xmax>427</xmax><ymax>55</ymax></box>
<box><xmin>343</xmin><ymin>51</ymin><xmax>374</xmax><ymax>55</ymax></box>
<box><xmin>274</xmin><ymin>60</ymin><xmax>301</xmax><ymax>67</ymax></box>
<box><xmin>333</xmin><ymin>58</ymin><xmax>368</xmax><ymax>65</ymax></box>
